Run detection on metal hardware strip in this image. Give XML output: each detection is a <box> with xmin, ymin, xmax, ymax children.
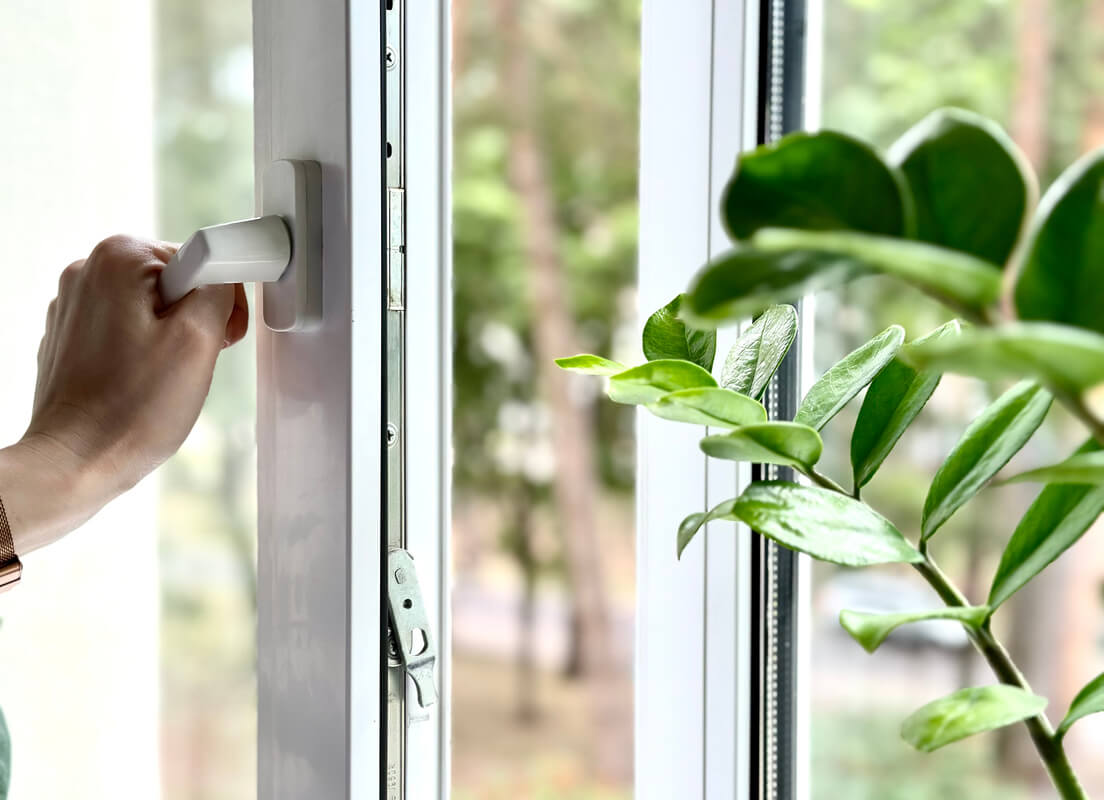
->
<box><xmin>384</xmin><ymin>0</ymin><xmax>407</xmax><ymax>796</ymax></box>
<box><xmin>751</xmin><ymin>1</ymin><xmax>807</xmax><ymax>799</ymax></box>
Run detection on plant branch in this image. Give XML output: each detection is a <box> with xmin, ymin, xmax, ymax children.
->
<box><xmin>915</xmin><ymin>556</ymin><xmax>1086</xmax><ymax>800</ymax></box>
<box><xmin>803</xmin><ymin>471</ymin><xmax>1086</xmax><ymax>797</ymax></box>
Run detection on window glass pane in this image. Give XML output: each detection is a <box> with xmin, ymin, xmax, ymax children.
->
<box><xmin>815</xmin><ymin>1</ymin><xmax>1104</xmax><ymax>795</ymax></box>
<box><xmin>0</xmin><ymin>2</ymin><xmax>255</xmax><ymax>797</ymax></box>
<box><xmin>451</xmin><ymin>1</ymin><xmax>639</xmax><ymax>796</ymax></box>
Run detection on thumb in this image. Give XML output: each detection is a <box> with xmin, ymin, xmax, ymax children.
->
<box><xmin>166</xmin><ymin>283</ymin><xmax>237</xmax><ymax>350</ymax></box>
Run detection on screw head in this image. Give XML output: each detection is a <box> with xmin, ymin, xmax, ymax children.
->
<box><xmin>385</xmin><ymin>47</ymin><xmax>397</xmax><ymax>70</ymax></box>
<box><xmin>386</xmin><ymin>423</ymin><xmax>398</xmax><ymax>446</ymax></box>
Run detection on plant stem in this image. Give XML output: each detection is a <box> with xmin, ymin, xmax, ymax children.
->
<box><xmin>802</xmin><ymin>468</ymin><xmax>1087</xmax><ymax>797</ymax></box>
<box><xmin>805</xmin><ymin>467</ymin><xmax>849</xmax><ymax>495</ymax></box>
<box><xmin>1054</xmin><ymin>387</ymin><xmax>1104</xmax><ymax>448</ymax></box>
<box><xmin>915</xmin><ymin>556</ymin><xmax>1087</xmax><ymax>800</ymax></box>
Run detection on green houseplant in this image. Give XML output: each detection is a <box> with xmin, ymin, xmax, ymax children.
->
<box><xmin>558</xmin><ymin>108</ymin><xmax>1104</xmax><ymax>798</ymax></box>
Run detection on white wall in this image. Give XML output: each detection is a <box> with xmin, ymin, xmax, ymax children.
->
<box><xmin>0</xmin><ymin>2</ymin><xmax>160</xmax><ymax>797</ymax></box>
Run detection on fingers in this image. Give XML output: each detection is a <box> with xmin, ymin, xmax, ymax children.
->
<box><xmin>167</xmin><ymin>283</ymin><xmax>237</xmax><ymax>356</ymax></box>
<box><xmin>224</xmin><ymin>283</ymin><xmax>250</xmax><ymax>348</ymax></box>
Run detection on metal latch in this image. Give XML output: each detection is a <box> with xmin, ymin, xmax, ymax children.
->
<box><xmin>387</xmin><ymin>548</ymin><xmax>438</xmax><ymax>707</ymax></box>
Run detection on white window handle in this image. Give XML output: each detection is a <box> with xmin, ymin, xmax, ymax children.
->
<box><xmin>157</xmin><ymin>159</ymin><xmax>322</xmax><ymax>332</ymax></box>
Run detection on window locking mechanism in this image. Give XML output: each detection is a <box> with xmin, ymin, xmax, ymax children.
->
<box><xmin>386</xmin><ymin>548</ymin><xmax>438</xmax><ymax>708</ymax></box>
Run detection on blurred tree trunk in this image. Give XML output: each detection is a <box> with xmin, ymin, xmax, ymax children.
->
<box><xmin>495</xmin><ymin>0</ymin><xmax>630</xmax><ymax>782</ymax></box>
<box><xmin>511</xmin><ymin>484</ymin><xmax>541</xmax><ymax>723</ymax></box>
<box><xmin>998</xmin><ymin>0</ymin><xmax>1054</xmax><ymax>781</ymax></box>
<box><xmin>1081</xmin><ymin>1</ymin><xmax>1104</xmax><ymax>152</ymax></box>
<box><xmin>1010</xmin><ymin>0</ymin><xmax>1050</xmax><ymax>171</ymax></box>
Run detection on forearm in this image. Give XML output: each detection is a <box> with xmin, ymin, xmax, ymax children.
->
<box><xmin>0</xmin><ymin>434</ymin><xmax>109</xmax><ymax>554</ymax></box>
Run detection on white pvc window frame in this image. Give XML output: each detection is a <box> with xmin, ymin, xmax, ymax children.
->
<box><xmin>254</xmin><ymin>1</ymin><xmax>450</xmax><ymax>798</ymax></box>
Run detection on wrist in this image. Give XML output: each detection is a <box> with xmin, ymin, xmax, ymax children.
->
<box><xmin>0</xmin><ymin>433</ymin><xmax>111</xmax><ymax>554</ymax></box>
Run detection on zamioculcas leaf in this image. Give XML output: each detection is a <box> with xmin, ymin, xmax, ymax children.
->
<box><xmin>795</xmin><ymin>325</ymin><xmax>905</xmax><ymax>430</ymax></box>
<box><xmin>700</xmin><ymin>422</ymin><xmax>823</xmax><ymax>472</ymax></box>
<box><xmin>721</xmin><ymin>130</ymin><xmax>909</xmax><ymax>240</ymax></box>
<box><xmin>749</xmin><ymin>229</ymin><xmax>1003</xmax><ymax>315</ymax></box>
<box><xmin>988</xmin><ymin>440</ymin><xmax>1104</xmax><ymax>609</ymax></box>
<box><xmin>555</xmin><ymin>354</ymin><xmax>626</xmax><ymax>376</ymax></box>
<box><xmin>720</xmin><ymin>305</ymin><xmax>798</xmax><ymax>400</ymax></box>
<box><xmin>607</xmin><ymin>360</ymin><xmax>717</xmax><ymax>405</ymax></box>
<box><xmin>1057</xmin><ymin>672</ymin><xmax>1104</xmax><ymax>739</ymax></box>
<box><xmin>839</xmin><ymin>606</ymin><xmax>989</xmax><ymax>654</ymax></box>
<box><xmin>642</xmin><ymin>294</ymin><xmax>716</xmax><ymax>371</ymax></box>
<box><xmin>677</xmin><ymin>498</ymin><xmax>738</xmax><ymax>559</ymax></box>
<box><xmin>904</xmin><ymin>322</ymin><xmax>1104</xmax><ymax>392</ymax></box>
<box><xmin>728</xmin><ymin>481</ymin><xmax>923</xmax><ymax>566</ymax></box>
<box><xmin>901</xmin><ymin>686</ymin><xmax>1047</xmax><ymax>753</ymax></box>
<box><xmin>1015</xmin><ymin>149</ymin><xmax>1104</xmax><ymax>335</ymax></box>
<box><xmin>649</xmin><ymin>387</ymin><xmax>767</xmax><ymax>428</ymax></box>
<box><xmin>684</xmin><ymin>246</ymin><xmax>863</xmax><ymax>326</ymax></box>
<box><xmin>921</xmin><ymin>381</ymin><xmax>1052</xmax><ymax>540</ymax></box>
<box><xmin>851</xmin><ymin>320</ymin><xmax>961</xmax><ymax>489</ymax></box>
<box><xmin>889</xmin><ymin>108</ymin><xmax>1034</xmax><ymax>267</ymax></box>
<box><xmin>1005</xmin><ymin>451</ymin><xmax>1104</xmax><ymax>485</ymax></box>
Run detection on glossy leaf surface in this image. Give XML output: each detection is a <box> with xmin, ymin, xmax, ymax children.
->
<box><xmin>921</xmin><ymin>381</ymin><xmax>1052</xmax><ymax>540</ymax></box>
<box><xmin>700</xmin><ymin>423</ymin><xmax>823</xmax><ymax>472</ymax></box>
<box><xmin>642</xmin><ymin>294</ymin><xmax>716</xmax><ymax>371</ymax></box>
<box><xmin>649</xmin><ymin>387</ymin><xmax>767</xmax><ymax>428</ymax></box>
<box><xmin>840</xmin><ymin>606</ymin><xmax>989</xmax><ymax>654</ymax></box>
<box><xmin>1005</xmin><ymin>451</ymin><xmax>1104</xmax><ymax>485</ymax></box>
<box><xmin>677</xmin><ymin>498</ymin><xmax>738</xmax><ymax>559</ymax></box>
<box><xmin>795</xmin><ymin>325</ymin><xmax>905</xmax><ymax>430</ymax></box>
<box><xmin>988</xmin><ymin>440</ymin><xmax>1104</xmax><ymax>609</ymax></box>
<box><xmin>719</xmin><ymin>304</ymin><xmax>798</xmax><ymax>400</ymax></box>
<box><xmin>851</xmin><ymin>321</ymin><xmax>961</xmax><ymax>488</ymax></box>
<box><xmin>607</xmin><ymin>359</ymin><xmax>717</xmax><ymax>406</ymax></box>
<box><xmin>1015</xmin><ymin>150</ymin><xmax>1104</xmax><ymax>334</ymax></box>
<box><xmin>750</xmin><ymin>229</ymin><xmax>1002</xmax><ymax>314</ymax></box>
<box><xmin>889</xmin><ymin>108</ymin><xmax>1033</xmax><ymax>267</ymax></box>
<box><xmin>729</xmin><ymin>481</ymin><xmax>923</xmax><ymax>566</ymax></box>
<box><xmin>904</xmin><ymin>322</ymin><xmax>1104</xmax><ymax>392</ymax></box>
<box><xmin>684</xmin><ymin>246</ymin><xmax>862</xmax><ymax>326</ymax></box>
<box><xmin>721</xmin><ymin>130</ymin><xmax>909</xmax><ymax>240</ymax></box>
<box><xmin>555</xmin><ymin>354</ymin><xmax>626</xmax><ymax>376</ymax></box>
<box><xmin>901</xmin><ymin>686</ymin><xmax>1047</xmax><ymax>753</ymax></box>
<box><xmin>1058</xmin><ymin>672</ymin><xmax>1104</xmax><ymax>739</ymax></box>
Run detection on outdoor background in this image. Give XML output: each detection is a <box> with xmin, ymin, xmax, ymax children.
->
<box><xmin>3</xmin><ymin>0</ymin><xmax>1104</xmax><ymax>798</ymax></box>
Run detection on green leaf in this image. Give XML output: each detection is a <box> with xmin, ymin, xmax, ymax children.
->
<box><xmin>889</xmin><ymin>108</ymin><xmax>1034</xmax><ymax>267</ymax></box>
<box><xmin>642</xmin><ymin>294</ymin><xmax>716</xmax><ymax>370</ymax></box>
<box><xmin>677</xmin><ymin>498</ymin><xmax>739</xmax><ymax>559</ymax></box>
<box><xmin>607</xmin><ymin>359</ymin><xmax>717</xmax><ymax>405</ymax></box>
<box><xmin>1058</xmin><ymin>672</ymin><xmax>1104</xmax><ymax>739</ymax></box>
<box><xmin>721</xmin><ymin>129</ymin><xmax>909</xmax><ymax>240</ymax></box>
<box><xmin>904</xmin><ymin>322</ymin><xmax>1104</xmax><ymax>392</ymax></box>
<box><xmin>649</xmin><ymin>387</ymin><xmax>767</xmax><ymax>428</ymax></box>
<box><xmin>684</xmin><ymin>247</ymin><xmax>862</xmax><ymax>327</ymax></box>
<box><xmin>555</xmin><ymin>354</ymin><xmax>626</xmax><ymax>376</ymax></box>
<box><xmin>921</xmin><ymin>381</ymin><xmax>1052</xmax><ymax>540</ymax></box>
<box><xmin>1005</xmin><ymin>451</ymin><xmax>1104</xmax><ymax>485</ymax></box>
<box><xmin>850</xmin><ymin>320</ymin><xmax>961</xmax><ymax>489</ymax></box>
<box><xmin>988</xmin><ymin>440</ymin><xmax>1104</xmax><ymax>609</ymax></box>
<box><xmin>795</xmin><ymin>325</ymin><xmax>905</xmax><ymax>430</ymax></box>
<box><xmin>729</xmin><ymin>481</ymin><xmax>923</xmax><ymax>566</ymax></box>
<box><xmin>700</xmin><ymin>423</ymin><xmax>823</xmax><ymax>472</ymax></box>
<box><xmin>839</xmin><ymin>606</ymin><xmax>989</xmax><ymax>654</ymax></box>
<box><xmin>901</xmin><ymin>686</ymin><xmax>1047</xmax><ymax>753</ymax></box>
<box><xmin>719</xmin><ymin>305</ymin><xmax>798</xmax><ymax>400</ymax></box>
<box><xmin>1015</xmin><ymin>149</ymin><xmax>1104</xmax><ymax>335</ymax></box>
<box><xmin>749</xmin><ymin>229</ymin><xmax>1003</xmax><ymax>314</ymax></box>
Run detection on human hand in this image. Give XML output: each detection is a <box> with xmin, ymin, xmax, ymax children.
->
<box><xmin>1</xmin><ymin>235</ymin><xmax>248</xmax><ymax>553</ymax></box>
